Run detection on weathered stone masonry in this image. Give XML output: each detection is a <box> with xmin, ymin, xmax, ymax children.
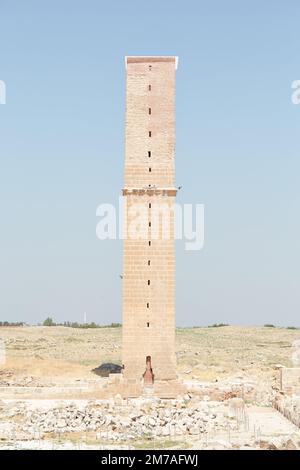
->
<box><xmin>122</xmin><ymin>56</ymin><xmax>178</xmax><ymax>387</ymax></box>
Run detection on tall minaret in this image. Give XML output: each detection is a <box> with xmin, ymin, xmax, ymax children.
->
<box><xmin>122</xmin><ymin>56</ymin><xmax>179</xmax><ymax>395</ymax></box>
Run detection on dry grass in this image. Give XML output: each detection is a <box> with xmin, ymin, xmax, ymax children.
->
<box><xmin>0</xmin><ymin>325</ymin><xmax>299</xmax><ymax>385</ymax></box>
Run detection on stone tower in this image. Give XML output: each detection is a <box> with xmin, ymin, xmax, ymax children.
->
<box><xmin>122</xmin><ymin>56</ymin><xmax>180</xmax><ymax>396</ymax></box>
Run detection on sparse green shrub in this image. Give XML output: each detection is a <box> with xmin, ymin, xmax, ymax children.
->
<box><xmin>43</xmin><ymin>317</ymin><xmax>55</xmax><ymax>326</ymax></box>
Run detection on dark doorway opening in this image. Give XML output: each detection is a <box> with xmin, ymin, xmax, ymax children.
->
<box><xmin>143</xmin><ymin>355</ymin><xmax>154</xmax><ymax>386</ymax></box>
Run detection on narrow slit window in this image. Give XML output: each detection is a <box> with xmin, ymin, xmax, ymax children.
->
<box><xmin>149</xmin><ymin>131</ymin><xmax>152</xmax><ymax>137</ymax></box>
<box><xmin>148</xmin><ymin>260</ymin><xmax>151</xmax><ymax>266</ymax></box>
<box><xmin>149</xmin><ymin>167</ymin><xmax>151</xmax><ymax>172</ymax></box>
<box><xmin>149</xmin><ymin>203</ymin><xmax>151</xmax><ymax>209</ymax></box>
<box><xmin>148</xmin><ymin>241</ymin><xmax>151</xmax><ymax>246</ymax></box>
<box><xmin>148</xmin><ymin>84</ymin><xmax>151</xmax><ymax>91</ymax></box>
<box><xmin>148</xmin><ymin>151</ymin><xmax>151</xmax><ymax>158</ymax></box>
<box><xmin>147</xmin><ymin>303</ymin><xmax>149</xmax><ymax>308</ymax></box>
<box><xmin>148</xmin><ymin>280</ymin><xmax>150</xmax><ymax>285</ymax></box>
<box><xmin>148</xmin><ymin>107</ymin><xmax>151</xmax><ymax>115</ymax></box>
<box><xmin>147</xmin><ymin>322</ymin><xmax>150</xmax><ymax>327</ymax></box>
<box><xmin>149</xmin><ymin>222</ymin><xmax>151</xmax><ymax>227</ymax></box>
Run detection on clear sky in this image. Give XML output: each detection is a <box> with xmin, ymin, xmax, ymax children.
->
<box><xmin>0</xmin><ymin>0</ymin><xmax>299</xmax><ymax>326</ymax></box>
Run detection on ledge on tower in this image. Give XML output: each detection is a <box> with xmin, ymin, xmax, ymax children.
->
<box><xmin>125</xmin><ymin>56</ymin><xmax>179</xmax><ymax>70</ymax></box>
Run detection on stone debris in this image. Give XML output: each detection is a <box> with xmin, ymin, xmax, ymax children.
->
<box><xmin>1</xmin><ymin>326</ymin><xmax>300</xmax><ymax>449</ymax></box>
<box><xmin>185</xmin><ymin>375</ymin><xmax>278</xmax><ymax>406</ymax></box>
<box><xmin>0</xmin><ymin>397</ymin><xmax>237</xmax><ymax>443</ymax></box>
<box><xmin>0</xmin><ymin>370</ymin><xmax>56</xmax><ymax>388</ymax></box>
<box><xmin>1</xmin><ymin>395</ymin><xmax>300</xmax><ymax>449</ymax></box>
<box><xmin>274</xmin><ymin>394</ymin><xmax>300</xmax><ymax>428</ymax></box>
<box><xmin>256</xmin><ymin>435</ymin><xmax>300</xmax><ymax>450</ymax></box>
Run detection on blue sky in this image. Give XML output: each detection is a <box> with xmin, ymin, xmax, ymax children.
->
<box><xmin>0</xmin><ymin>0</ymin><xmax>299</xmax><ymax>326</ymax></box>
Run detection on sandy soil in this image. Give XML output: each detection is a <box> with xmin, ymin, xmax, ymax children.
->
<box><xmin>0</xmin><ymin>325</ymin><xmax>299</xmax><ymax>385</ymax></box>
<box><xmin>0</xmin><ymin>325</ymin><xmax>300</xmax><ymax>450</ymax></box>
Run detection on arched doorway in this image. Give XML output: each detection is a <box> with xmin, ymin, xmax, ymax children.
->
<box><xmin>143</xmin><ymin>355</ymin><xmax>154</xmax><ymax>386</ymax></box>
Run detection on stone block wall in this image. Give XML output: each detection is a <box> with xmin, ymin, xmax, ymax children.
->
<box><xmin>122</xmin><ymin>57</ymin><xmax>178</xmax><ymax>384</ymax></box>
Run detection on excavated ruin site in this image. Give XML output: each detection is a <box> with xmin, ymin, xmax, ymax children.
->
<box><xmin>0</xmin><ymin>325</ymin><xmax>300</xmax><ymax>450</ymax></box>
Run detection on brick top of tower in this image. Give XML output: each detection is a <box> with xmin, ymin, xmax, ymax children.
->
<box><xmin>125</xmin><ymin>56</ymin><xmax>179</xmax><ymax>70</ymax></box>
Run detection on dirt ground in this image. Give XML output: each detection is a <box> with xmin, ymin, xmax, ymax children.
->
<box><xmin>1</xmin><ymin>325</ymin><xmax>300</xmax><ymax>450</ymax></box>
<box><xmin>0</xmin><ymin>325</ymin><xmax>299</xmax><ymax>386</ymax></box>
